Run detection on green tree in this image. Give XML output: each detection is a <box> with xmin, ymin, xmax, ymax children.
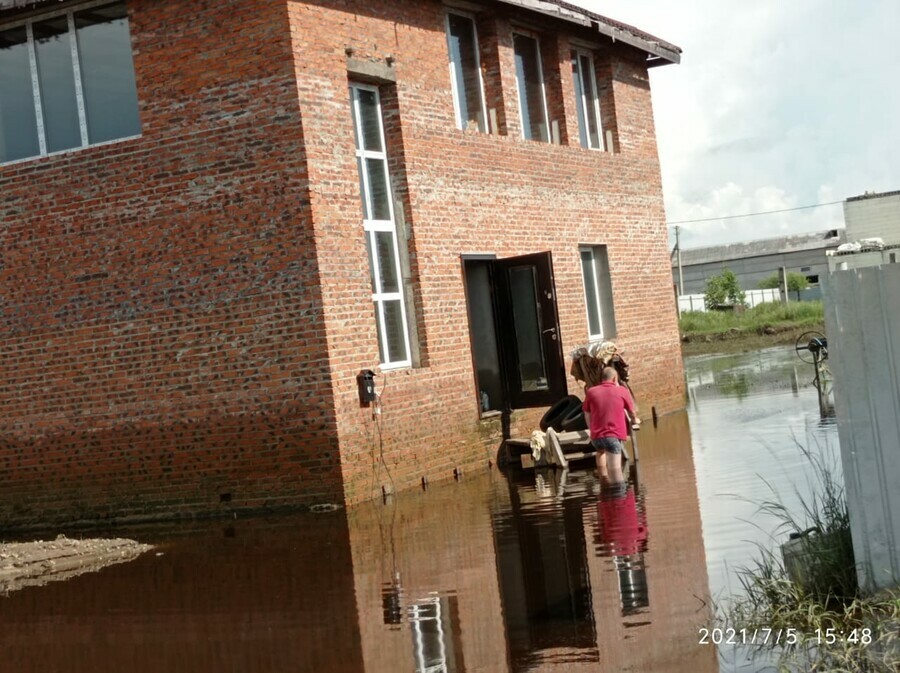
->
<box><xmin>757</xmin><ymin>274</ymin><xmax>780</xmax><ymax>290</ymax></box>
<box><xmin>704</xmin><ymin>268</ymin><xmax>746</xmax><ymax>309</ymax></box>
<box><xmin>787</xmin><ymin>272</ymin><xmax>810</xmax><ymax>300</ymax></box>
<box><xmin>757</xmin><ymin>272</ymin><xmax>810</xmax><ymax>300</ymax></box>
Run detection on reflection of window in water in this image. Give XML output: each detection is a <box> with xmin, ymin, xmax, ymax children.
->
<box><xmin>409</xmin><ymin>596</ymin><xmax>465</xmax><ymax>673</ymax></box>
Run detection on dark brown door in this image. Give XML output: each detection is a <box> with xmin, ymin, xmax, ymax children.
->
<box><xmin>493</xmin><ymin>252</ymin><xmax>567</xmax><ymax>408</ymax></box>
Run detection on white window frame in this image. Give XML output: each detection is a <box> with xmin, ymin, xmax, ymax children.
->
<box><xmin>350</xmin><ymin>83</ymin><xmax>412</xmax><ymax>370</ymax></box>
<box><xmin>512</xmin><ymin>31</ymin><xmax>550</xmax><ymax>142</ymax></box>
<box><xmin>580</xmin><ymin>245</ymin><xmax>614</xmax><ymax>341</ymax></box>
<box><xmin>409</xmin><ymin>596</ymin><xmax>449</xmax><ymax>673</ymax></box>
<box><xmin>0</xmin><ymin>0</ymin><xmax>141</xmax><ymax>166</ymax></box>
<box><xmin>572</xmin><ymin>48</ymin><xmax>604</xmax><ymax>150</ymax></box>
<box><xmin>444</xmin><ymin>10</ymin><xmax>488</xmax><ymax>133</ymax></box>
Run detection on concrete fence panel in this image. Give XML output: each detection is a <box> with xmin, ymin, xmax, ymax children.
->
<box><xmin>823</xmin><ymin>263</ymin><xmax>900</xmax><ymax>591</ymax></box>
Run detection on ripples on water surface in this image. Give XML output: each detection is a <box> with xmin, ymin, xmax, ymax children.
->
<box><xmin>686</xmin><ymin>346</ymin><xmax>839</xmax><ymax>598</ymax></box>
<box><xmin>686</xmin><ymin>345</ymin><xmax>840</xmax><ymax>672</ymax></box>
<box><xmin>1</xmin><ymin>418</ymin><xmax>717</xmax><ymax>672</ymax></box>
<box><xmin>1</xmin><ymin>346</ymin><xmax>836</xmax><ymax>673</ymax></box>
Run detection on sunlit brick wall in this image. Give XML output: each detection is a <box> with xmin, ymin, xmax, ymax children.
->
<box><xmin>287</xmin><ymin>0</ymin><xmax>684</xmax><ymax>504</ymax></box>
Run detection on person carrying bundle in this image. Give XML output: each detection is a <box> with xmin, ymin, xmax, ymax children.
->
<box><xmin>582</xmin><ymin>366</ymin><xmax>639</xmax><ymax>483</ymax></box>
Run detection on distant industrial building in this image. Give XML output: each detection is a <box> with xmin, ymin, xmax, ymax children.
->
<box><xmin>827</xmin><ymin>189</ymin><xmax>900</xmax><ymax>271</ymax></box>
<box><xmin>672</xmin><ymin>229</ymin><xmax>844</xmax><ymax>299</ymax></box>
<box><xmin>844</xmin><ymin>189</ymin><xmax>900</xmax><ymax>244</ymax></box>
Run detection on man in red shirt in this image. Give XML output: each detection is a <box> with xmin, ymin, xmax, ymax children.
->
<box><xmin>582</xmin><ymin>366</ymin><xmax>638</xmax><ymax>483</ymax></box>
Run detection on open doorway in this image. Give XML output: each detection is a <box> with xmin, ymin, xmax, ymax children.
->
<box><xmin>462</xmin><ymin>252</ymin><xmax>567</xmax><ymax>417</ymax></box>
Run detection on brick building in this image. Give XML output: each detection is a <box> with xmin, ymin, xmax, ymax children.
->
<box><xmin>0</xmin><ymin>0</ymin><xmax>683</xmax><ymax>527</ymax></box>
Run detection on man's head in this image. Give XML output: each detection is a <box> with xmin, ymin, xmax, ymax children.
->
<box><xmin>601</xmin><ymin>366</ymin><xmax>618</xmax><ymax>383</ymax></box>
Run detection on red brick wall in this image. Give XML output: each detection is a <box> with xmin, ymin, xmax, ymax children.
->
<box><xmin>289</xmin><ymin>0</ymin><xmax>684</xmax><ymax>504</ymax></box>
<box><xmin>0</xmin><ymin>0</ymin><xmax>345</xmax><ymax>527</ymax></box>
<box><xmin>0</xmin><ymin>0</ymin><xmax>684</xmax><ymax>525</ymax></box>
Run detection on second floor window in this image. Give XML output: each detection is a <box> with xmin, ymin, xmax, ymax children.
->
<box><xmin>571</xmin><ymin>49</ymin><xmax>604</xmax><ymax>150</ymax></box>
<box><xmin>0</xmin><ymin>2</ymin><xmax>141</xmax><ymax>164</ymax></box>
<box><xmin>445</xmin><ymin>12</ymin><xmax>486</xmax><ymax>133</ymax></box>
<box><xmin>512</xmin><ymin>33</ymin><xmax>549</xmax><ymax>142</ymax></box>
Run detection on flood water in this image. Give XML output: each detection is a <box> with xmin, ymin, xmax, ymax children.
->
<box><xmin>686</xmin><ymin>346</ymin><xmax>839</xmax><ymax>672</ymax></box>
<box><xmin>0</xmin><ymin>346</ymin><xmax>838</xmax><ymax>673</ymax></box>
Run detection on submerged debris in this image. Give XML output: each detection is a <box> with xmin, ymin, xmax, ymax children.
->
<box><xmin>0</xmin><ymin>535</ymin><xmax>153</xmax><ymax>595</ymax></box>
<box><xmin>309</xmin><ymin>503</ymin><xmax>342</xmax><ymax>513</ymax></box>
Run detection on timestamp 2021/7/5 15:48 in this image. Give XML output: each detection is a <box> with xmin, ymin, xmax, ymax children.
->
<box><xmin>699</xmin><ymin>627</ymin><xmax>874</xmax><ymax>646</ymax></box>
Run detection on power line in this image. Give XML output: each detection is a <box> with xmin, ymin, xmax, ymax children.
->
<box><xmin>666</xmin><ymin>200</ymin><xmax>844</xmax><ymax>225</ymax></box>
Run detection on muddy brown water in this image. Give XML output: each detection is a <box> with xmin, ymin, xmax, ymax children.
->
<box><xmin>0</xmin><ymin>346</ymin><xmax>836</xmax><ymax>673</ymax></box>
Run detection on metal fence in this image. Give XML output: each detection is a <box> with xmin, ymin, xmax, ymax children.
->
<box><xmin>677</xmin><ymin>288</ymin><xmax>781</xmax><ymax>313</ymax></box>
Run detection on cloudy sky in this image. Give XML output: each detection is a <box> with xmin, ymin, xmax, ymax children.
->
<box><xmin>572</xmin><ymin>1</ymin><xmax>900</xmax><ymax>249</ymax></box>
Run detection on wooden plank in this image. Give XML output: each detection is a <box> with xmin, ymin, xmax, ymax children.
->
<box><xmin>562</xmin><ymin>451</ymin><xmax>596</xmax><ymax>462</ymax></box>
<box><xmin>556</xmin><ymin>430</ymin><xmax>590</xmax><ymax>444</ymax></box>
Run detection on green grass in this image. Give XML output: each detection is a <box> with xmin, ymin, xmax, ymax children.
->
<box><xmin>680</xmin><ymin>301</ymin><xmax>825</xmax><ymax>337</ymax></box>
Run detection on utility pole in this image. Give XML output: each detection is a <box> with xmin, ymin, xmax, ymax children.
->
<box><xmin>778</xmin><ymin>266</ymin><xmax>789</xmax><ymax>304</ymax></box>
<box><xmin>675</xmin><ymin>225</ymin><xmax>684</xmax><ymax>297</ymax></box>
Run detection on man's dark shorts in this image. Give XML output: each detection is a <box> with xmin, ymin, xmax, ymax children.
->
<box><xmin>591</xmin><ymin>436</ymin><xmax>624</xmax><ymax>454</ymax></box>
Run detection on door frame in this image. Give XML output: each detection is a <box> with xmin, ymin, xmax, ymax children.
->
<box><xmin>461</xmin><ymin>251</ymin><xmax>567</xmax><ymax>416</ymax></box>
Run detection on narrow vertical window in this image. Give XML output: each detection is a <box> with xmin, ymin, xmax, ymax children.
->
<box><xmin>513</xmin><ymin>33</ymin><xmax>549</xmax><ymax>142</ymax></box>
<box><xmin>0</xmin><ymin>1</ymin><xmax>140</xmax><ymax>165</ymax></box>
<box><xmin>0</xmin><ymin>25</ymin><xmax>41</xmax><ymax>162</ymax></box>
<box><xmin>75</xmin><ymin>3</ymin><xmax>141</xmax><ymax>144</ymax></box>
<box><xmin>580</xmin><ymin>246</ymin><xmax>616</xmax><ymax>339</ymax></box>
<box><xmin>572</xmin><ymin>50</ymin><xmax>603</xmax><ymax>150</ymax></box>
<box><xmin>33</xmin><ymin>16</ymin><xmax>81</xmax><ymax>153</ymax></box>
<box><xmin>350</xmin><ymin>84</ymin><xmax>412</xmax><ymax>368</ymax></box>
<box><xmin>445</xmin><ymin>12</ymin><xmax>486</xmax><ymax>133</ymax></box>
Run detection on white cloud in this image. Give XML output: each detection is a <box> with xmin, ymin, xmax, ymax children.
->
<box><xmin>570</xmin><ymin>0</ymin><xmax>900</xmax><ymax>247</ymax></box>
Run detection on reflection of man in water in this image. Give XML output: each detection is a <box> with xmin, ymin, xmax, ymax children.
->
<box><xmin>598</xmin><ymin>482</ymin><xmax>647</xmax><ymax>556</ymax></box>
<box><xmin>582</xmin><ymin>366</ymin><xmax>638</xmax><ymax>483</ymax></box>
<box><xmin>598</xmin><ymin>481</ymin><xmax>650</xmax><ymax>617</ymax></box>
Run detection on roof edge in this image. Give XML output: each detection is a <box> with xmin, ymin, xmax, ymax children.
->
<box><xmin>676</xmin><ymin>230</ymin><xmax>846</xmax><ymax>266</ymax></box>
<box><xmin>2</xmin><ymin>0</ymin><xmax>683</xmax><ymax>66</ymax></box>
<box><xmin>496</xmin><ymin>0</ymin><xmax>681</xmax><ymax>65</ymax></box>
<box><xmin>846</xmin><ymin>189</ymin><xmax>900</xmax><ymax>203</ymax></box>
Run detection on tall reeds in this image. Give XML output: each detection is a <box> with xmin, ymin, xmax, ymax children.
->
<box><xmin>721</xmin><ymin>441</ymin><xmax>899</xmax><ymax>672</ymax></box>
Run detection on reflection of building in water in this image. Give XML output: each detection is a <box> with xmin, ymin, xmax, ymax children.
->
<box><xmin>0</xmin><ymin>413</ymin><xmax>715</xmax><ymax>673</ymax></box>
<box><xmin>0</xmin><ymin>515</ymin><xmax>369</xmax><ymax>673</ymax></box>
<box><xmin>346</xmin><ymin>412</ymin><xmax>719</xmax><ymax>673</ymax></box>
<box><xmin>493</xmin><ymin>470</ymin><xmax>600</xmax><ymax>669</ymax></box>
